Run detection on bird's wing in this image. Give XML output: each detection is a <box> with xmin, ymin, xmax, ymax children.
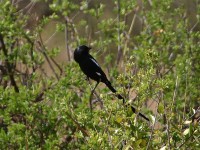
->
<box><xmin>80</xmin><ymin>54</ymin><xmax>108</xmax><ymax>82</ymax></box>
<box><xmin>88</xmin><ymin>55</ymin><xmax>107</xmax><ymax>76</ymax></box>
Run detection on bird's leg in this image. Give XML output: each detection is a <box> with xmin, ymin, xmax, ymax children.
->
<box><xmin>92</xmin><ymin>92</ymin><xmax>103</xmax><ymax>109</ymax></box>
<box><xmin>92</xmin><ymin>79</ymin><xmax>103</xmax><ymax>108</ymax></box>
<box><xmin>89</xmin><ymin>81</ymin><xmax>99</xmax><ymax>112</ymax></box>
<box><xmin>87</xmin><ymin>78</ymin><xmax>103</xmax><ymax>109</ymax></box>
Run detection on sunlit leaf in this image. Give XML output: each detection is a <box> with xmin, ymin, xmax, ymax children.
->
<box><xmin>183</xmin><ymin>128</ymin><xmax>190</xmax><ymax>136</ymax></box>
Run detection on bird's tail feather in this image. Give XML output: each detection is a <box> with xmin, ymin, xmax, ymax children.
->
<box><xmin>131</xmin><ymin>106</ymin><xmax>150</xmax><ymax>121</ymax></box>
<box><xmin>105</xmin><ymin>81</ymin><xmax>116</xmax><ymax>93</ymax></box>
<box><xmin>105</xmin><ymin>81</ymin><xmax>124</xmax><ymax>100</ymax></box>
<box><xmin>104</xmin><ymin>81</ymin><xmax>149</xmax><ymax>121</ymax></box>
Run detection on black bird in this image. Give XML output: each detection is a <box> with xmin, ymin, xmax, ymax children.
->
<box><xmin>74</xmin><ymin>45</ymin><xmax>149</xmax><ymax>121</ymax></box>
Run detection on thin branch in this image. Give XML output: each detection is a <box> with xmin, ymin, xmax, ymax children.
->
<box><xmin>116</xmin><ymin>0</ymin><xmax>122</xmax><ymax>64</ymax></box>
<box><xmin>65</xmin><ymin>17</ymin><xmax>71</xmax><ymax>61</ymax></box>
<box><xmin>15</xmin><ymin>1</ymin><xmax>35</xmax><ymax>14</ymax></box>
<box><xmin>66</xmin><ymin>112</ymin><xmax>89</xmax><ymax>137</ymax></box>
<box><xmin>38</xmin><ymin>31</ymin><xmax>63</xmax><ymax>76</ymax></box>
<box><xmin>163</xmin><ymin>91</ymin><xmax>171</xmax><ymax>149</ymax></box>
<box><xmin>44</xmin><ymin>31</ymin><xmax>57</xmax><ymax>45</ymax></box>
<box><xmin>170</xmin><ymin>75</ymin><xmax>179</xmax><ymax>112</ymax></box>
<box><xmin>162</xmin><ymin>64</ymin><xmax>175</xmax><ymax>76</ymax></box>
<box><xmin>181</xmin><ymin>107</ymin><xmax>200</xmax><ymax>125</ymax></box>
<box><xmin>37</xmin><ymin>35</ymin><xmax>60</xmax><ymax>80</ymax></box>
<box><xmin>147</xmin><ymin>0</ymin><xmax>153</xmax><ymax>7</ymax></box>
<box><xmin>0</xmin><ymin>34</ymin><xmax>19</xmax><ymax>93</ymax></box>
<box><xmin>177</xmin><ymin>133</ymin><xmax>193</xmax><ymax>149</ymax></box>
<box><xmin>189</xmin><ymin>20</ymin><xmax>199</xmax><ymax>32</ymax></box>
<box><xmin>183</xmin><ymin>58</ymin><xmax>189</xmax><ymax>121</ymax></box>
<box><xmin>166</xmin><ymin>118</ymin><xmax>171</xmax><ymax>150</ymax></box>
<box><xmin>49</xmin><ymin>57</ymin><xmax>63</xmax><ymax>76</ymax></box>
<box><xmin>65</xmin><ymin>17</ymin><xmax>80</xmax><ymax>45</ymax></box>
<box><xmin>33</xmin><ymin>82</ymin><xmax>58</xmax><ymax>103</ymax></box>
<box><xmin>123</xmin><ymin>8</ymin><xmax>138</xmax><ymax>56</ymax></box>
<box><xmin>146</xmin><ymin>94</ymin><xmax>160</xmax><ymax>150</ymax></box>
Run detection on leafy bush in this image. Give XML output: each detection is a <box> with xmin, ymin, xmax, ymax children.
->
<box><xmin>0</xmin><ymin>0</ymin><xmax>199</xmax><ymax>149</ymax></box>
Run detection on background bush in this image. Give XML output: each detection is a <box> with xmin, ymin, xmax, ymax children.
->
<box><xmin>0</xmin><ymin>0</ymin><xmax>199</xmax><ymax>149</ymax></box>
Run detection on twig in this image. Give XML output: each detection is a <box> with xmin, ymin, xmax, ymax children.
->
<box><xmin>147</xmin><ymin>0</ymin><xmax>153</xmax><ymax>6</ymax></box>
<box><xmin>15</xmin><ymin>1</ymin><xmax>35</xmax><ymax>14</ymax></box>
<box><xmin>65</xmin><ymin>17</ymin><xmax>80</xmax><ymax>45</ymax></box>
<box><xmin>166</xmin><ymin>119</ymin><xmax>171</xmax><ymax>150</ymax></box>
<box><xmin>33</xmin><ymin>82</ymin><xmax>58</xmax><ymax>103</ymax></box>
<box><xmin>171</xmin><ymin>75</ymin><xmax>179</xmax><ymax>112</ymax></box>
<box><xmin>189</xmin><ymin>20</ymin><xmax>199</xmax><ymax>32</ymax></box>
<box><xmin>0</xmin><ymin>34</ymin><xmax>19</xmax><ymax>93</ymax></box>
<box><xmin>177</xmin><ymin>134</ymin><xmax>193</xmax><ymax>149</ymax></box>
<box><xmin>116</xmin><ymin>0</ymin><xmax>122</xmax><ymax>64</ymax></box>
<box><xmin>37</xmin><ymin>36</ymin><xmax>59</xmax><ymax>80</ymax></box>
<box><xmin>181</xmin><ymin>107</ymin><xmax>200</xmax><ymax>125</ymax></box>
<box><xmin>163</xmin><ymin>91</ymin><xmax>171</xmax><ymax>150</ymax></box>
<box><xmin>24</xmin><ymin>32</ymin><xmax>36</xmax><ymax>73</ymax></box>
<box><xmin>65</xmin><ymin>17</ymin><xmax>71</xmax><ymax>61</ymax></box>
<box><xmin>123</xmin><ymin>6</ymin><xmax>139</xmax><ymax>60</ymax></box>
<box><xmin>146</xmin><ymin>93</ymin><xmax>160</xmax><ymax>150</ymax></box>
<box><xmin>50</xmin><ymin>57</ymin><xmax>63</xmax><ymax>76</ymax></box>
<box><xmin>66</xmin><ymin>112</ymin><xmax>89</xmax><ymax>137</ymax></box>
<box><xmin>162</xmin><ymin>64</ymin><xmax>175</xmax><ymax>76</ymax></box>
<box><xmin>183</xmin><ymin>59</ymin><xmax>189</xmax><ymax>121</ymax></box>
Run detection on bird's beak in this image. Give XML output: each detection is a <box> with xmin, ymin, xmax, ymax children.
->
<box><xmin>88</xmin><ymin>47</ymin><xmax>92</xmax><ymax>50</ymax></box>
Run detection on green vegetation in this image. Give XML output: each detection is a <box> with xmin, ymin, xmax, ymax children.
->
<box><xmin>0</xmin><ymin>0</ymin><xmax>199</xmax><ymax>149</ymax></box>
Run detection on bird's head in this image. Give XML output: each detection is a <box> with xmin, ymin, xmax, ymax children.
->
<box><xmin>74</xmin><ymin>45</ymin><xmax>91</xmax><ymax>62</ymax></box>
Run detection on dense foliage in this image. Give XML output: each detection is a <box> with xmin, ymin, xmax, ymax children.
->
<box><xmin>0</xmin><ymin>0</ymin><xmax>199</xmax><ymax>149</ymax></box>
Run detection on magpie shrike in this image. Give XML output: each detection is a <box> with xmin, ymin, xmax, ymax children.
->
<box><xmin>74</xmin><ymin>45</ymin><xmax>149</xmax><ymax>121</ymax></box>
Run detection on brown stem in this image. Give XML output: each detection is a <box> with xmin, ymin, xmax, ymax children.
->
<box><xmin>116</xmin><ymin>0</ymin><xmax>122</xmax><ymax>64</ymax></box>
<box><xmin>146</xmin><ymin>94</ymin><xmax>160</xmax><ymax>150</ymax></box>
<box><xmin>66</xmin><ymin>112</ymin><xmax>89</xmax><ymax>137</ymax></box>
<box><xmin>37</xmin><ymin>39</ymin><xmax>59</xmax><ymax>81</ymax></box>
<box><xmin>65</xmin><ymin>17</ymin><xmax>71</xmax><ymax>61</ymax></box>
<box><xmin>50</xmin><ymin>57</ymin><xmax>63</xmax><ymax>76</ymax></box>
<box><xmin>0</xmin><ymin>34</ymin><xmax>19</xmax><ymax>93</ymax></box>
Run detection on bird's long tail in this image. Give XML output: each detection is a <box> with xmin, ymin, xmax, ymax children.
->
<box><xmin>104</xmin><ymin>81</ymin><xmax>149</xmax><ymax>121</ymax></box>
<box><xmin>104</xmin><ymin>81</ymin><xmax>123</xmax><ymax>99</ymax></box>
